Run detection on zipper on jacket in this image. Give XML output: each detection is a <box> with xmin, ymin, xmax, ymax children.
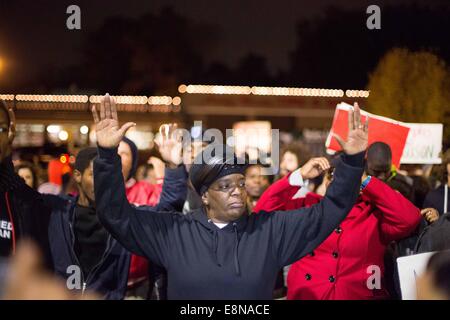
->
<box><xmin>4</xmin><ymin>192</ymin><xmax>16</xmax><ymax>255</ymax></box>
<box><xmin>68</xmin><ymin>219</ymin><xmax>86</xmax><ymax>294</ymax></box>
<box><xmin>84</xmin><ymin>235</ymin><xmax>114</xmax><ymax>286</ymax></box>
<box><xmin>69</xmin><ymin>214</ymin><xmax>115</xmax><ymax>295</ymax></box>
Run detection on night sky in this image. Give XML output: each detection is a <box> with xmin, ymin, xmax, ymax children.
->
<box><xmin>0</xmin><ymin>0</ymin><xmax>447</xmax><ymax>90</ymax></box>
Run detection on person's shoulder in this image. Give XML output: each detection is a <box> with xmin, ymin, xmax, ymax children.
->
<box><xmin>428</xmin><ymin>184</ymin><xmax>445</xmax><ymax>196</ymax></box>
<box><xmin>391</xmin><ymin>173</ymin><xmax>413</xmax><ymax>186</ymax></box>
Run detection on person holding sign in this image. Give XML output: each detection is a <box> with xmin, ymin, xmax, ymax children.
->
<box><xmin>91</xmin><ymin>94</ymin><xmax>367</xmax><ymax>299</ymax></box>
<box><xmin>254</xmin><ymin>104</ymin><xmax>422</xmax><ymax>300</ymax></box>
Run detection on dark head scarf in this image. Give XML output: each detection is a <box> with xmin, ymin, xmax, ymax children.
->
<box><xmin>189</xmin><ymin>144</ymin><xmax>247</xmax><ymax>195</ymax></box>
<box><xmin>121</xmin><ymin>136</ymin><xmax>138</xmax><ymax>181</ymax></box>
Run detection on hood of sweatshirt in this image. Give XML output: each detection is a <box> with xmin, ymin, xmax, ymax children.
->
<box><xmin>190</xmin><ymin>208</ymin><xmax>248</xmax><ymax>276</ymax></box>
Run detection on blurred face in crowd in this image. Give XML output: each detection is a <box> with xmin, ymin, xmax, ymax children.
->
<box><xmin>183</xmin><ymin>141</ymin><xmax>208</xmax><ymax>171</ymax></box>
<box><xmin>145</xmin><ymin>167</ymin><xmax>157</xmax><ymax>185</ymax></box>
<box><xmin>135</xmin><ymin>165</ymin><xmax>146</xmax><ymax>182</ymax></box>
<box><xmin>73</xmin><ymin>161</ymin><xmax>95</xmax><ymax>205</ymax></box>
<box><xmin>0</xmin><ymin>106</ymin><xmax>10</xmax><ymax>163</ymax></box>
<box><xmin>18</xmin><ymin>167</ymin><xmax>34</xmax><ymax>189</ymax></box>
<box><xmin>366</xmin><ymin>164</ymin><xmax>391</xmax><ymax>181</ymax></box>
<box><xmin>118</xmin><ymin>141</ymin><xmax>132</xmax><ymax>181</ymax></box>
<box><xmin>314</xmin><ymin>168</ymin><xmax>334</xmax><ymax>196</ymax></box>
<box><xmin>245</xmin><ymin>165</ymin><xmax>270</xmax><ymax>199</ymax></box>
<box><xmin>203</xmin><ymin>174</ymin><xmax>247</xmax><ymax>223</ymax></box>
<box><xmin>280</xmin><ymin>151</ymin><xmax>299</xmax><ymax>177</ymax></box>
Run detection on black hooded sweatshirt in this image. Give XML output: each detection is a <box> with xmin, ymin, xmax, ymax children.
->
<box><xmin>94</xmin><ymin>146</ymin><xmax>364</xmax><ymax>300</ymax></box>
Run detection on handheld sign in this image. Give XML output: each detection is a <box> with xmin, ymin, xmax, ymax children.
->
<box><xmin>326</xmin><ymin>103</ymin><xmax>410</xmax><ymax>167</ymax></box>
<box><xmin>397</xmin><ymin>252</ymin><xmax>436</xmax><ymax>300</ymax></box>
<box><xmin>400</xmin><ymin>123</ymin><xmax>443</xmax><ymax>164</ymax></box>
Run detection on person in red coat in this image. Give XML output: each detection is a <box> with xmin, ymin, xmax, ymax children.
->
<box><xmin>253</xmin><ymin>156</ymin><xmax>421</xmax><ymax>300</ymax></box>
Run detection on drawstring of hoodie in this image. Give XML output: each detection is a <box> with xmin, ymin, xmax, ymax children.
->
<box><xmin>208</xmin><ymin>219</ymin><xmax>221</xmax><ymax>267</ymax></box>
<box><xmin>212</xmin><ymin>230</ymin><xmax>220</xmax><ymax>266</ymax></box>
<box><xmin>233</xmin><ymin>223</ymin><xmax>241</xmax><ymax>276</ymax></box>
<box><xmin>207</xmin><ymin>220</ymin><xmax>241</xmax><ymax>276</ymax></box>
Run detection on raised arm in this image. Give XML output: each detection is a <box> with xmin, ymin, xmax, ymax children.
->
<box><xmin>153</xmin><ymin>123</ymin><xmax>187</xmax><ymax>212</ymax></box>
<box><xmin>0</xmin><ymin>101</ymin><xmax>62</xmax><ymax>210</ymax></box>
<box><xmin>92</xmin><ymin>94</ymin><xmax>181</xmax><ymax>268</ymax></box>
<box><xmin>254</xmin><ymin>157</ymin><xmax>329</xmax><ymax>213</ymax></box>
<box><xmin>267</xmin><ymin>103</ymin><xmax>368</xmax><ymax>267</ymax></box>
<box><xmin>361</xmin><ymin>177</ymin><xmax>421</xmax><ymax>243</ymax></box>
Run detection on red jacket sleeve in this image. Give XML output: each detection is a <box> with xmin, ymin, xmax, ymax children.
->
<box><xmin>361</xmin><ymin>177</ymin><xmax>421</xmax><ymax>243</ymax></box>
<box><xmin>253</xmin><ymin>173</ymin><xmax>322</xmax><ymax>213</ymax></box>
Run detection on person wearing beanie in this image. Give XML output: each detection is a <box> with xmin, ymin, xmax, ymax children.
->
<box><xmin>93</xmin><ymin>94</ymin><xmax>370</xmax><ymax>299</ymax></box>
<box><xmin>0</xmin><ymin>100</ymin><xmax>187</xmax><ymax>298</ymax></box>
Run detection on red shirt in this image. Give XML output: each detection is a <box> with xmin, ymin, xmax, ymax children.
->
<box><xmin>126</xmin><ymin>179</ymin><xmax>163</xmax><ymax>285</ymax></box>
<box><xmin>253</xmin><ymin>174</ymin><xmax>421</xmax><ymax>300</ymax></box>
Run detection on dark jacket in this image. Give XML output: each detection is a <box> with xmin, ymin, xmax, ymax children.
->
<box><xmin>415</xmin><ymin>212</ymin><xmax>450</xmax><ymax>253</ymax></box>
<box><xmin>47</xmin><ymin>165</ymin><xmax>187</xmax><ymax>299</ymax></box>
<box><xmin>0</xmin><ymin>155</ymin><xmax>187</xmax><ymax>299</ymax></box>
<box><xmin>94</xmin><ymin>146</ymin><xmax>364</xmax><ymax>300</ymax></box>
<box><xmin>0</xmin><ymin>157</ymin><xmax>53</xmax><ymax>267</ymax></box>
<box><xmin>423</xmin><ymin>185</ymin><xmax>449</xmax><ymax>215</ymax></box>
<box><xmin>45</xmin><ymin>194</ymin><xmax>130</xmax><ymax>299</ymax></box>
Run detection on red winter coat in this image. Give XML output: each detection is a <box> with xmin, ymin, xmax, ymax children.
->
<box><xmin>253</xmin><ymin>174</ymin><xmax>421</xmax><ymax>300</ymax></box>
<box><xmin>126</xmin><ymin>179</ymin><xmax>163</xmax><ymax>285</ymax></box>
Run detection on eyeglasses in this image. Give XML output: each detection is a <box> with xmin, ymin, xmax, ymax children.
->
<box><xmin>209</xmin><ymin>180</ymin><xmax>246</xmax><ymax>193</ymax></box>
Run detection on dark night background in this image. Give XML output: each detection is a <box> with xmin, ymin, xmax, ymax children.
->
<box><xmin>0</xmin><ymin>0</ymin><xmax>449</xmax><ymax>94</ymax></box>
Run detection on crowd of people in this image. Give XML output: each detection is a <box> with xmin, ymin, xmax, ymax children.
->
<box><xmin>0</xmin><ymin>95</ymin><xmax>449</xmax><ymax>300</ymax></box>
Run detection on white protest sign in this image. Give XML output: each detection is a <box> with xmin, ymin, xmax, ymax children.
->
<box><xmin>397</xmin><ymin>251</ymin><xmax>435</xmax><ymax>300</ymax></box>
<box><xmin>400</xmin><ymin>123</ymin><xmax>443</xmax><ymax>164</ymax></box>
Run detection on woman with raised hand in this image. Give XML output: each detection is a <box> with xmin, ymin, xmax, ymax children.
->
<box><xmin>92</xmin><ymin>93</ymin><xmax>368</xmax><ymax>300</ymax></box>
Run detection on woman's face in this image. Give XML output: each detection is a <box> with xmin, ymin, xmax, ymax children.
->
<box><xmin>203</xmin><ymin>173</ymin><xmax>248</xmax><ymax>223</ymax></box>
<box><xmin>280</xmin><ymin>151</ymin><xmax>299</xmax><ymax>177</ymax></box>
<box><xmin>18</xmin><ymin>167</ymin><xmax>34</xmax><ymax>189</ymax></box>
<box><xmin>245</xmin><ymin>165</ymin><xmax>269</xmax><ymax>198</ymax></box>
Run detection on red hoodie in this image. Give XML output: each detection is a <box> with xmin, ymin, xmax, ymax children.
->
<box><xmin>253</xmin><ymin>173</ymin><xmax>421</xmax><ymax>300</ymax></box>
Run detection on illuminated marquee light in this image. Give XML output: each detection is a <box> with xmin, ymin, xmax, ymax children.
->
<box><xmin>178</xmin><ymin>84</ymin><xmax>187</xmax><ymax>93</ymax></box>
<box><xmin>89</xmin><ymin>95</ymin><xmax>148</xmax><ymax>104</ymax></box>
<box><xmin>345</xmin><ymin>90</ymin><xmax>370</xmax><ymax>98</ymax></box>
<box><xmin>148</xmin><ymin>96</ymin><xmax>173</xmax><ymax>105</ymax></box>
<box><xmin>251</xmin><ymin>86</ymin><xmax>344</xmax><ymax>97</ymax></box>
<box><xmin>5</xmin><ymin>94</ymin><xmax>182</xmax><ymax>113</ymax></box>
<box><xmin>179</xmin><ymin>84</ymin><xmax>345</xmax><ymax>97</ymax></box>
<box><xmin>182</xmin><ymin>85</ymin><xmax>252</xmax><ymax>95</ymax></box>
<box><xmin>172</xmin><ymin>96</ymin><xmax>181</xmax><ymax>106</ymax></box>
<box><xmin>16</xmin><ymin>95</ymin><xmax>88</xmax><ymax>103</ymax></box>
<box><xmin>0</xmin><ymin>94</ymin><xmax>14</xmax><ymax>101</ymax></box>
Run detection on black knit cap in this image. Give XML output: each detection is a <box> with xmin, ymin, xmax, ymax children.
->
<box><xmin>189</xmin><ymin>144</ymin><xmax>247</xmax><ymax>195</ymax></box>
